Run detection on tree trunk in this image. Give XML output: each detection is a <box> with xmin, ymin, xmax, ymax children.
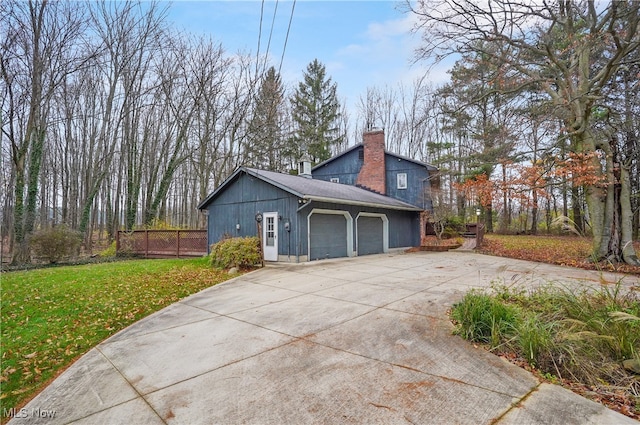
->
<box><xmin>12</xmin><ymin>156</ymin><xmax>27</xmax><ymax>264</ymax></box>
<box><xmin>571</xmin><ymin>185</ymin><xmax>583</xmax><ymax>235</ymax></box>
<box><xmin>581</xmin><ymin>130</ymin><xmax>639</xmax><ymax>265</ymax></box>
<box><xmin>545</xmin><ymin>197</ymin><xmax>552</xmax><ymax>234</ymax></box>
<box><xmin>499</xmin><ymin>163</ymin><xmax>508</xmax><ymax>233</ymax></box>
<box><xmin>620</xmin><ymin>163</ymin><xmax>640</xmax><ymax>265</ymax></box>
<box><xmin>530</xmin><ymin>187</ymin><xmax>538</xmax><ymax>235</ymax></box>
<box><xmin>485</xmin><ymin>204</ymin><xmax>493</xmax><ymax>233</ymax></box>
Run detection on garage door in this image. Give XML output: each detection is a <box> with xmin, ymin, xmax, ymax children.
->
<box><xmin>309</xmin><ymin>213</ymin><xmax>348</xmax><ymax>260</ymax></box>
<box><xmin>357</xmin><ymin>216</ymin><xmax>384</xmax><ymax>255</ymax></box>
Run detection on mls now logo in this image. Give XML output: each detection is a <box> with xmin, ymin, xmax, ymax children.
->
<box><xmin>3</xmin><ymin>407</ymin><xmax>57</xmax><ymax>419</ymax></box>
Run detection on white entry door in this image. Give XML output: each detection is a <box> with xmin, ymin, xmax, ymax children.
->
<box><xmin>263</xmin><ymin>212</ymin><xmax>278</xmax><ymax>261</ymax></box>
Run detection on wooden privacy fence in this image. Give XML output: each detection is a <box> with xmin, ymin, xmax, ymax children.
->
<box><xmin>116</xmin><ymin>230</ymin><xmax>208</xmax><ymax>258</ymax></box>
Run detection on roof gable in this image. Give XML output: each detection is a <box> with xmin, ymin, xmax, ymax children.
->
<box><xmin>312</xmin><ymin>143</ymin><xmax>438</xmax><ymax>172</ymax></box>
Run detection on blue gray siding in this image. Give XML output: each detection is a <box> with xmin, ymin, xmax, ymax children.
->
<box><xmin>204</xmin><ymin>170</ymin><xmax>421</xmax><ymax>262</ymax></box>
<box><xmin>297</xmin><ymin>201</ymin><xmax>420</xmax><ymax>256</ymax></box>
<box><xmin>205</xmin><ymin>173</ymin><xmax>300</xmax><ymax>258</ymax></box>
<box><xmin>312</xmin><ymin>147</ymin><xmax>434</xmax><ymax>209</ymax></box>
<box><xmin>385</xmin><ymin>158</ymin><xmax>433</xmax><ymax>210</ymax></box>
<box><xmin>312</xmin><ymin>147</ymin><xmax>361</xmax><ymax>186</ymax></box>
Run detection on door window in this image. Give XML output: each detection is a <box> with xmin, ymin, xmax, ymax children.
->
<box><xmin>266</xmin><ymin>216</ymin><xmax>275</xmax><ymax>246</ymax></box>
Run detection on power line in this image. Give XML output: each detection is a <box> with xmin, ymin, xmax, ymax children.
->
<box><xmin>256</xmin><ymin>0</ymin><xmax>265</xmax><ymax>75</ymax></box>
<box><xmin>278</xmin><ymin>0</ymin><xmax>295</xmax><ymax>75</ymax></box>
<box><xmin>265</xmin><ymin>0</ymin><xmax>279</xmax><ymax>63</ymax></box>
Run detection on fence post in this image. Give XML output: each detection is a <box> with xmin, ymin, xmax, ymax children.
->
<box><xmin>177</xmin><ymin>230</ymin><xmax>181</xmax><ymax>257</ymax></box>
<box><xmin>116</xmin><ymin>231</ymin><xmax>120</xmax><ymax>254</ymax></box>
<box><xmin>145</xmin><ymin>230</ymin><xmax>149</xmax><ymax>258</ymax></box>
<box><xmin>476</xmin><ymin>223</ymin><xmax>485</xmax><ymax>249</ymax></box>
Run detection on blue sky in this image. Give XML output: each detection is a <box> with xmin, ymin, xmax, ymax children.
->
<box><xmin>167</xmin><ymin>1</ymin><xmax>452</xmax><ymax>116</ymax></box>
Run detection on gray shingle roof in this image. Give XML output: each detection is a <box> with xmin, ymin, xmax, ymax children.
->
<box><xmin>198</xmin><ymin>167</ymin><xmax>422</xmax><ymax>211</ymax></box>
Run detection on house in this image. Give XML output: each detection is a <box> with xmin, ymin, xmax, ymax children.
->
<box><xmin>311</xmin><ymin>129</ymin><xmax>438</xmax><ymax>210</ymax></box>
<box><xmin>198</xmin><ymin>130</ymin><xmax>438</xmax><ymax>262</ymax></box>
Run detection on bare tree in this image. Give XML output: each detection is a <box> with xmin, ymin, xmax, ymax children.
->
<box><xmin>397</xmin><ymin>76</ymin><xmax>432</xmax><ymax>161</ymax></box>
<box><xmin>2</xmin><ymin>0</ymin><xmax>90</xmax><ymax>263</ymax></box>
<box><xmin>408</xmin><ymin>0</ymin><xmax>640</xmax><ymax>265</ymax></box>
<box><xmin>75</xmin><ymin>1</ymin><xmax>170</xmax><ymax>242</ymax></box>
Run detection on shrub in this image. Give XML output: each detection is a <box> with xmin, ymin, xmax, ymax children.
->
<box><xmin>29</xmin><ymin>225</ymin><xmax>82</xmax><ymax>264</ymax></box>
<box><xmin>209</xmin><ymin>236</ymin><xmax>261</xmax><ymax>269</ymax></box>
<box><xmin>446</xmin><ymin>215</ymin><xmax>465</xmax><ymax>231</ymax></box>
<box><xmin>99</xmin><ymin>241</ymin><xmax>117</xmax><ymax>258</ymax></box>
<box><xmin>431</xmin><ymin>215</ymin><xmax>465</xmax><ymax>239</ymax></box>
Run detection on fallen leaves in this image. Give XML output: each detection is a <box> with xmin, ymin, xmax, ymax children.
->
<box><xmin>0</xmin><ymin>258</ymin><xmax>237</xmax><ymax>419</ymax></box>
<box><xmin>481</xmin><ymin>235</ymin><xmax>640</xmax><ymax>275</ymax></box>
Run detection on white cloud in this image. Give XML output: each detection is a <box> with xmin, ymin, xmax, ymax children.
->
<box><xmin>337</xmin><ymin>13</ymin><xmax>419</xmax><ymax>61</ymax></box>
<box><xmin>326</xmin><ymin>61</ymin><xmax>345</xmax><ymax>73</ymax></box>
<box><xmin>365</xmin><ymin>13</ymin><xmax>416</xmax><ymax>40</ymax></box>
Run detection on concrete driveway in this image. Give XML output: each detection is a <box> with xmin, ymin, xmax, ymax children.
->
<box><xmin>9</xmin><ymin>251</ymin><xmax>639</xmax><ymax>425</ymax></box>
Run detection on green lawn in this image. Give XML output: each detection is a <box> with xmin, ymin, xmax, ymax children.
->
<box><xmin>1</xmin><ymin>257</ymin><xmax>234</xmax><ymax>416</ymax></box>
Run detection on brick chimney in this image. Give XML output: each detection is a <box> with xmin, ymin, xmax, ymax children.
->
<box><xmin>356</xmin><ymin>129</ymin><xmax>386</xmax><ymax>194</ymax></box>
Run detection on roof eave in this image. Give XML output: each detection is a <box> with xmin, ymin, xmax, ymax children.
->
<box><xmin>243</xmin><ymin>168</ymin><xmax>305</xmax><ymax>198</ymax></box>
<box><xmin>197</xmin><ymin>167</ymin><xmax>245</xmax><ymax>210</ymax></box>
<box><xmin>311</xmin><ymin>143</ymin><xmax>363</xmax><ymax>170</ymax></box>
<box><xmin>198</xmin><ymin>166</ymin><xmax>305</xmax><ymax>210</ymax></box>
<box><xmin>384</xmin><ymin>151</ymin><xmax>438</xmax><ymax>171</ymax></box>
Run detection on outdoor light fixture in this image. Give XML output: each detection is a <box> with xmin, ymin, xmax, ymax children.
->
<box><xmin>236</xmin><ymin>223</ymin><xmax>241</xmax><ymax>230</ymax></box>
<box><xmin>476</xmin><ymin>208</ymin><xmax>481</xmax><ymax>216</ymax></box>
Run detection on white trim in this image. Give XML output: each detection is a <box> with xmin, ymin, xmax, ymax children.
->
<box><xmin>355</xmin><ymin>213</ymin><xmax>389</xmax><ymax>254</ymax></box>
<box><xmin>303</xmin><ymin>195</ymin><xmax>420</xmax><ymax>211</ymax></box>
<box><xmin>263</xmin><ymin>212</ymin><xmax>278</xmax><ymax>262</ymax></box>
<box><xmin>307</xmin><ymin>208</ymin><xmax>354</xmax><ymax>260</ymax></box>
<box><xmin>397</xmin><ymin>173</ymin><xmax>408</xmax><ymax>189</ymax></box>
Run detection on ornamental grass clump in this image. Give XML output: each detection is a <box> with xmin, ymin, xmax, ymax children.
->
<box><xmin>450</xmin><ymin>281</ymin><xmax>640</xmax><ymax>417</ymax></box>
<box><xmin>516</xmin><ymin>313</ymin><xmax>554</xmax><ymax>367</ymax></box>
<box><xmin>450</xmin><ymin>290</ymin><xmax>520</xmax><ymax>348</ymax></box>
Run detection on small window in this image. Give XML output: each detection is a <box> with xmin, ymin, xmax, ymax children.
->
<box><xmin>330</xmin><ymin>177</ymin><xmax>340</xmax><ymax>183</ymax></box>
<box><xmin>397</xmin><ymin>173</ymin><xmax>408</xmax><ymax>189</ymax></box>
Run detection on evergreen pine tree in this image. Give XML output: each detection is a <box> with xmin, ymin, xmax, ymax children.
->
<box><xmin>289</xmin><ymin>59</ymin><xmax>342</xmax><ymax>163</ymax></box>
